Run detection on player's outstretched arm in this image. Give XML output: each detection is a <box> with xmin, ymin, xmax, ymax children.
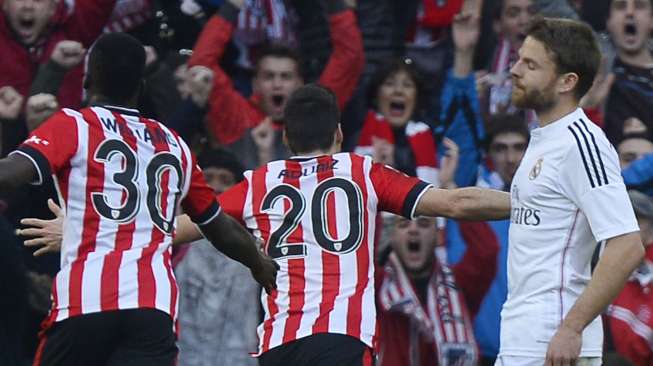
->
<box><xmin>0</xmin><ymin>153</ymin><xmax>38</xmax><ymax>192</ymax></box>
<box><xmin>200</xmin><ymin>211</ymin><xmax>279</xmax><ymax>294</ymax></box>
<box><xmin>545</xmin><ymin>232</ymin><xmax>644</xmax><ymax>365</ymax></box>
<box><xmin>414</xmin><ymin>187</ymin><xmax>511</xmax><ymax>221</ymax></box>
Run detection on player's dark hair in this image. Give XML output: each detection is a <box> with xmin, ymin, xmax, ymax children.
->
<box><xmin>525</xmin><ymin>17</ymin><xmax>601</xmax><ymax>101</ymax></box>
<box><xmin>197</xmin><ymin>148</ymin><xmax>245</xmax><ymax>183</ymax></box>
<box><xmin>283</xmin><ymin>84</ymin><xmax>340</xmax><ymax>154</ymax></box>
<box><xmin>87</xmin><ymin>33</ymin><xmax>146</xmax><ymax>103</ymax></box>
<box><xmin>254</xmin><ymin>43</ymin><xmax>303</xmax><ymax>78</ymax></box>
<box><xmin>484</xmin><ymin>114</ymin><xmax>530</xmax><ymax>149</ymax></box>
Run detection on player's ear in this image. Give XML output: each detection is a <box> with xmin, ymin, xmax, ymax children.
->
<box><xmin>558</xmin><ymin>72</ymin><xmax>579</xmax><ymax>95</ymax></box>
<box><xmin>282</xmin><ymin>128</ymin><xmax>289</xmax><ymax>148</ymax></box>
<box><xmin>334</xmin><ymin>124</ymin><xmax>343</xmax><ymax>146</ymax></box>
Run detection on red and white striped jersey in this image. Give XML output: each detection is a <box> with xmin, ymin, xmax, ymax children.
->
<box><xmin>218</xmin><ymin>152</ymin><xmax>430</xmax><ymax>354</ymax></box>
<box><xmin>13</xmin><ymin>105</ymin><xmax>220</xmax><ymax>328</ymax></box>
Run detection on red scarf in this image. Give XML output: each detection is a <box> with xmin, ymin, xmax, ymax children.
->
<box><xmin>378</xmin><ymin>253</ymin><xmax>478</xmax><ymax>366</ymax></box>
<box><xmin>355</xmin><ymin>110</ymin><xmax>439</xmax><ymax>185</ymax></box>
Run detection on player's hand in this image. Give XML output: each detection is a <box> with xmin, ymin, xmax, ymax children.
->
<box><xmin>251</xmin><ymin>251</ymin><xmax>279</xmax><ymax>295</ymax></box>
<box><xmin>50</xmin><ymin>40</ymin><xmax>86</xmax><ymax>69</ymax></box>
<box><xmin>0</xmin><ymin>86</ymin><xmax>24</xmax><ymax>120</ymax></box>
<box><xmin>18</xmin><ymin>199</ymin><xmax>64</xmax><ymax>257</ymax></box>
<box><xmin>25</xmin><ymin>93</ymin><xmax>58</xmax><ymax>130</ymax></box>
<box><xmin>545</xmin><ymin>325</ymin><xmax>582</xmax><ymax>366</ymax></box>
<box><xmin>439</xmin><ymin>138</ymin><xmax>459</xmax><ymax>189</ymax></box>
<box><xmin>186</xmin><ymin>65</ymin><xmax>214</xmax><ymax>107</ymax></box>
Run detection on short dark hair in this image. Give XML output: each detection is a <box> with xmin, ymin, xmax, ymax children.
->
<box><xmin>485</xmin><ymin>114</ymin><xmax>530</xmax><ymax>149</ymax></box>
<box><xmin>87</xmin><ymin>33</ymin><xmax>146</xmax><ymax>103</ymax></box>
<box><xmin>254</xmin><ymin>43</ymin><xmax>303</xmax><ymax>78</ymax></box>
<box><xmin>283</xmin><ymin>84</ymin><xmax>340</xmax><ymax>154</ymax></box>
<box><xmin>525</xmin><ymin>17</ymin><xmax>601</xmax><ymax>100</ymax></box>
<box><xmin>197</xmin><ymin>148</ymin><xmax>245</xmax><ymax>183</ymax></box>
<box><xmin>367</xmin><ymin>58</ymin><xmax>426</xmax><ymax>113</ymax></box>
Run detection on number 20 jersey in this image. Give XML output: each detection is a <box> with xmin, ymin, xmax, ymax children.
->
<box><xmin>218</xmin><ymin>153</ymin><xmax>431</xmax><ymax>354</ymax></box>
<box><xmin>14</xmin><ymin>106</ymin><xmax>220</xmax><ymax>328</ymax></box>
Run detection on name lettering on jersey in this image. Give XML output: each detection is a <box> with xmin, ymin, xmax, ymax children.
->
<box><xmin>277</xmin><ymin>159</ymin><xmax>339</xmax><ymax>179</ymax></box>
<box><xmin>511</xmin><ymin>206</ymin><xmax>541</xmax><ymax>226</ymax></box>
<box><xmin>100</xmin><ymin>116</ymin><xmax>178</xmax><ymax>148</ymax></box>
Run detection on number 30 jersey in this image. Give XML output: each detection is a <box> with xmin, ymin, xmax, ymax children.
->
<box><xmin>13</xmin><ymin>106</ymin><xmax>220</xmax><ymax>328</ymax></box>
<box><xmin>218</xmin><ymin>153</ymin><xmax>431</xmax><ymax>354</ymax></box>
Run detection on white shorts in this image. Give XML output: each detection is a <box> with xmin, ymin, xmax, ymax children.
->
<box><xmin>494</xmin><ymin>356</ymin><xmax>602</xmax><ymax>366</ymax></box>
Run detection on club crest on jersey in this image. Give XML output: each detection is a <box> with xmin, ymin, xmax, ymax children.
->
<box><xmin>529</xmin><ymin>158</ymin><xmax>543</xmax><ymax>180</ymax></box>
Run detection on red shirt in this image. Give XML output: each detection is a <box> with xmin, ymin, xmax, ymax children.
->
<box><xmin>0</xmin><ymin>0</ymin><xmax>116</xmax><ymax>109</ymax></box>
<box><xmin>607</xmin><ymin>243</ymin><xmax>653</xmax><ymax>366</ymax></box>
<box><xmin>188</xmin><ymin>10</ymin><xmax>365</xmax><ymax>144</ymax></box>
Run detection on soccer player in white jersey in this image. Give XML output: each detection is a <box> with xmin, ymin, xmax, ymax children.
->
<box><xmin>0</xmin><ymin>33</ymin><xmax>278</xmax><ymax>366</ymax></box>
<box><xmin>496</xmin><ymin>17</ymin><xmax>645</xmax><ymax>366</ymax></box>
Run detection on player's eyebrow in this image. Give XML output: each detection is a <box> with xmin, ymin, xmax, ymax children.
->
<box><xmin>521</xmin><ymin>56</ymin><xmax>540</xmax><ymax>68</ymax></box>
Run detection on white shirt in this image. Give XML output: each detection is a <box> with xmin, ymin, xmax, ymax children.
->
<box><xmin>499</xmin><ymin>108</ymin><xmax>639</xmax><ymax>357</ymax></box>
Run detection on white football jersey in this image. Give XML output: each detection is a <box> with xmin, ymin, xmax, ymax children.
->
<box><xmin>499</xmin><ymin>108</ymin><xmax>639</xmax><ymax>357</ymax></box>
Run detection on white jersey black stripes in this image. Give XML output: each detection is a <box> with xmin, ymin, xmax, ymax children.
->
<box><xmin>499</xmin><ymin>108</ymin><xmax>639</xmax><ymax>357</ymax></box>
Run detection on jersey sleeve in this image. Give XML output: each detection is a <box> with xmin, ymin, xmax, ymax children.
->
<box><xmin>11</xmin><ymin>110</ymin><xmax>78</xmax><ymax>185</ymax></box>
<box><xmin>181</xmin><ymin>154</ymin><xmax>222</xmax><ymax>226</ymax></box>
<box><xmin>370</xmin><ymin>162</ymin><xmax>432</xmax><ymax>219</ymax></box>
<box><xmin>560</xmin><ymin>126</ymin><xmax>639</xmax><ymax>242</ymax></box>
<box><xmin>217</xmin><ymin>179</ymin><xmax>248</xmax><ymax>226</ymax></box>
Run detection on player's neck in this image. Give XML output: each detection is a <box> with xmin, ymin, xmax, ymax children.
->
<box><xmin>618</xmin><ymin>48</ymin><xmax>653</xmax><ymax>69</ymax></box>
<box><xmin>88</xmin><ymin>93</ymin><xmax>138</xmax><ymax>110</ymax></box>
<box><xmin>293</xmin><ymin>145</ymin><xmax>340</xmax><ymax>158</ymax></box>
<box><xmin>535</xmin><ymin>99</ymin><xmax>578</xmax><ymax>128</ymax></box>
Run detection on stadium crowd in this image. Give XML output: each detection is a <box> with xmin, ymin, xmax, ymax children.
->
<box><xmin>1</xmin><ymin>0</ymin><xmax>652</xmax><ymax>365</ymax></box>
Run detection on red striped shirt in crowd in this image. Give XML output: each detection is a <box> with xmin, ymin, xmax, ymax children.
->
<box><xmin>218</xmin><ymin>152</ymin><xmax>431</xmax><ymax>355</ymax></box>
<box><xmin>13</xmin><ymin>105</ymin><xmax>220</xmax><ymax>331</ymax></box>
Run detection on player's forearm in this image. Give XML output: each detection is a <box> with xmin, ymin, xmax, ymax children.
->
<box><xmin>0</xmin><ymin>154</ymin><xmax>37</xmax><ymax>192</ymax></box>
<box><xmin>451</xmin><ymin>187</ymin><xmax>511</xmax><ymax>221</ymax></box>
<box><xmin>200</xmin><ymin>211</ymin><xmax>264</xmax><ymax>271</ymax></box>
<box><xmin>561</xmin><ymin>232</ymin><xmax>644</xmax><ymax>334</ymax></box>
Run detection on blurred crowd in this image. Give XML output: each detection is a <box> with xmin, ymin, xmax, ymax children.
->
<box><xmin>1</xmin><ymin>0</ymin><xmax>653</xmax><ymax>365</ymax></box>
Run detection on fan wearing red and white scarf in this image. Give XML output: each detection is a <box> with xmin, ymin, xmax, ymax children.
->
<box><xmin>355</xmin><ymin>110</ymin><xmax>440</xmax><ymax>186</ymax></box>
<box><xmin>378</xmin><ymin>252</ymin><xmax>478</xmax><ymax>366</ymax></box>
<box><xmin>375</xmin><ymin>218</ymin><xmax>499</xmax><ymax>366</ymax></box>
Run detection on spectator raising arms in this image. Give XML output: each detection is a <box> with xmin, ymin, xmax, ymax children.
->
<box><xmin>0</xmin><ymin>0</ymin><xmax>117</xmax><ymax>151</ymax></box>
<box><xmin>604</xmin><ymin>0</ymin><xmax>653</xmax><ymax>144</ymax></box>
<box><xmin>185</xmin><ymin>0</ymin><xmax>364</xmax><ymax>169</ymax></box>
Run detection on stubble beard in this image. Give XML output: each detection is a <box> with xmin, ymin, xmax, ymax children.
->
<box><xmin>511</xmin><ymin>83</ymin><xmax>556</xmax><ymax>113</ymax></box>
